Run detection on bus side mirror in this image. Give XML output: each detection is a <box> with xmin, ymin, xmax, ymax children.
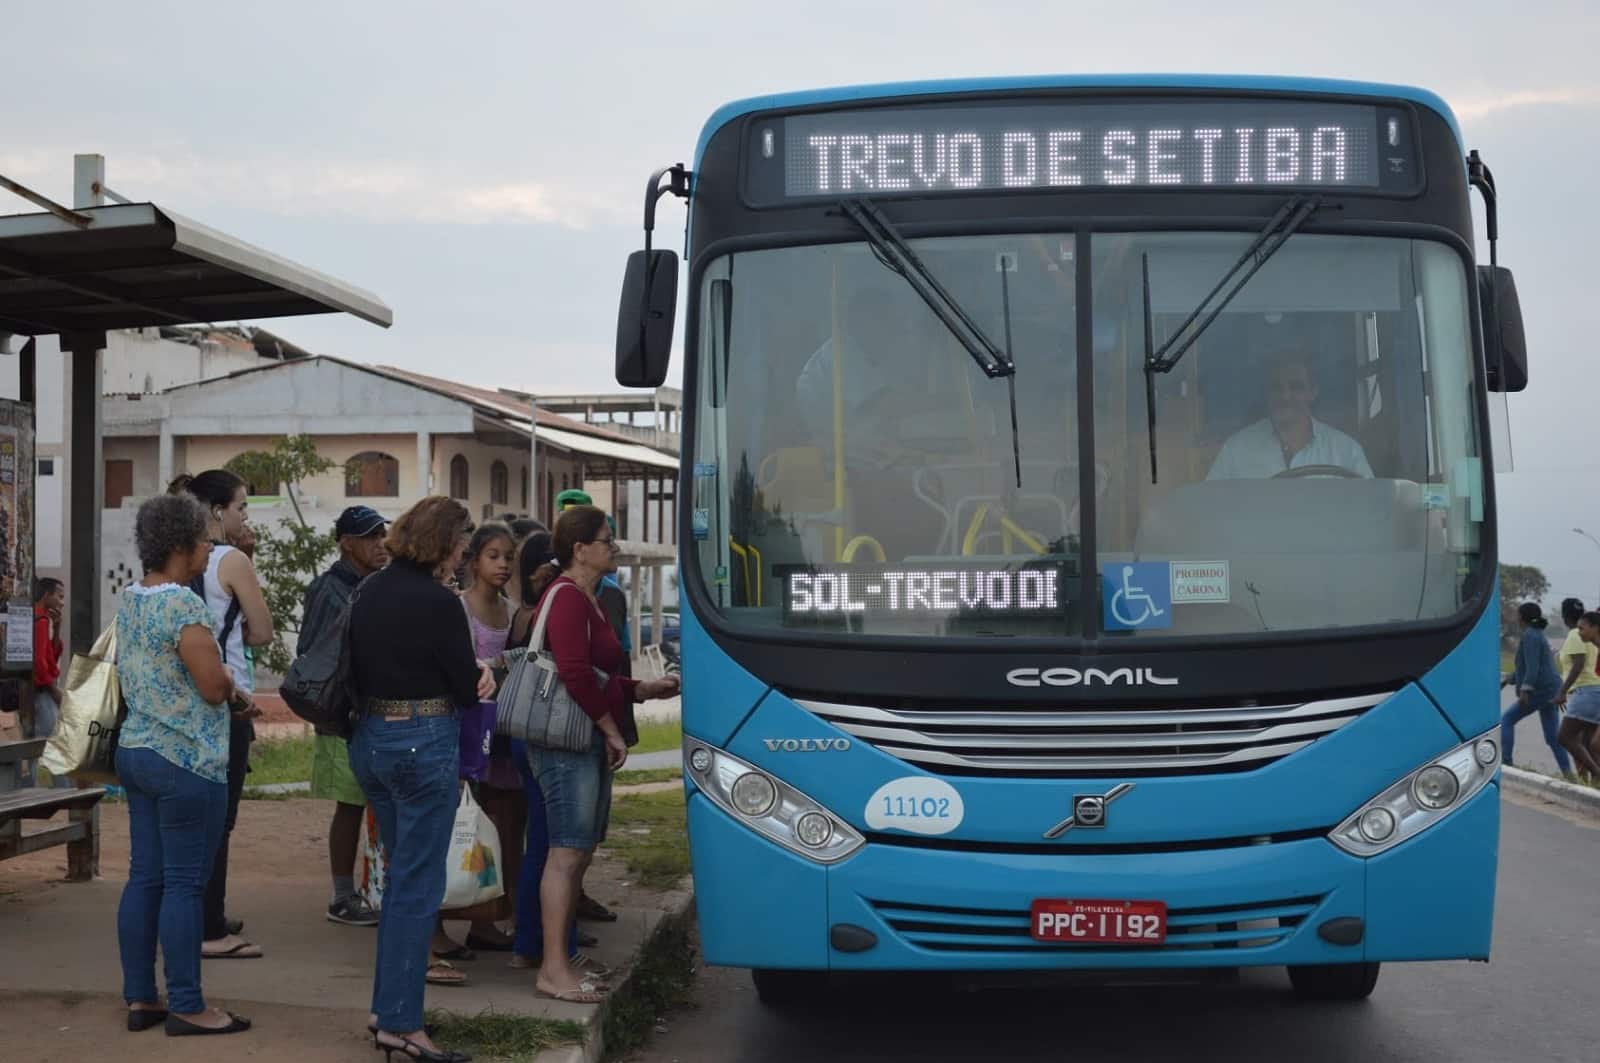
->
<box><xmin>616</xmin><ymin>249</ymin><xmax>678</xmax><ymax>388</ymax></box>
<box><xmin>1479</xmin><ymin>265</ymin><xmax>1527</xmax><ymax>392</ymax></box>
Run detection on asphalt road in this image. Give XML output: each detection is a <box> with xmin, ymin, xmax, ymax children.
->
<box><xmin>630</xmin><ymin>796</ymin><xmax>1600</xmax><ymax>1063</ymax></box>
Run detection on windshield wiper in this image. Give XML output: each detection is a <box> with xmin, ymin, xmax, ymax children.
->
<box><xmin>1141</xmin><ymin>194</ymin><xmax>1322</xmax><ymax>482</ymax></box>
<box><xmin>836</xmin><ymin>199</ymin><xmax>1025</xmax><ymax>487</ymax></box>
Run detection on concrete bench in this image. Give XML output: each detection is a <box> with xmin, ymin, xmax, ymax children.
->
<box><xmin>0</xmin><ymin>738</ymin><xmax>106</xmax><ymax>879</ymax></box>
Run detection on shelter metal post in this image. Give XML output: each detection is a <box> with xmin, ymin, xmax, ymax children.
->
<box><xmin>18</xmin><ymin>336</ymin><xmax>35</xmax><ymax>405</ymax></box>
<box><xmin>651</xmin><ymin>564</ymin><xmax>664</xmax><ymax>650</ymax></box>
<box><xmin>629</xmin><ymin>562</ymin><xmax>644</xmax><ymax>664</ymax></box>
<box><xmin>64</xmin><ymin>333</ymin><xmax>104</xmax><ymax>655</ymax></box>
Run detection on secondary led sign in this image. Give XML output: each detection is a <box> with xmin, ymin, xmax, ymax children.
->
<box><xmin>782</xmin><ymin>564</ymin><xmax>1065</xmax><ymax>620</ymax></box>
<box><xmin>746</xmin><ymin>97</ymin><xmax>1418</xmax><ymax>202</ymax></box>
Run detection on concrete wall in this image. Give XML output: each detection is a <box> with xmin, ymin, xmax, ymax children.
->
<box><xmin>101</xmin><ymin>329</ymin><xmax>270</xmax><ymax>396</ymax></box>
<box><xmin>103</xmin><ymin>437</ymin><xmax>161</xmax><ymax>505</ymax></box>
<box><xmin>434</xmin><ymin>434</ymin><xmax>578</xmax><ymax>522</ymax></box>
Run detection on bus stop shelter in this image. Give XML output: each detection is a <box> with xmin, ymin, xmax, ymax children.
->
<box><xmin>0</xmin><ymin>155</ymin><xmax>393</xmax><ymax>653</ymax></box>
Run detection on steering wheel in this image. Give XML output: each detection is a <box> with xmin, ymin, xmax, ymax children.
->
<box><xmin>1272</xmin><ymin>464</ymin><xmax>1362</xmax><ymax>480</ymax></box>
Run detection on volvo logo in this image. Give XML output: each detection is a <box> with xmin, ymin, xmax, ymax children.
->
<box><xmin>1006</xmin><ymin>667</ymin><xmax>1179</xmax><ymax>688</ymax></box>
<box><xmin>1044</xmin><ymin>783</ymin><xmax>1134</xmax><ymax>838</ymax></box>
<box><xmin>762</xmin><ymin>738</ymin><xmax>852</xmax><ymax>752</ymax></box>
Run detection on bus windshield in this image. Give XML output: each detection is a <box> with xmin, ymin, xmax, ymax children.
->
<box><xmin>688</xmin><ymin>231</ymin><xmax>1486</xmax><ymax>641</ymax></box>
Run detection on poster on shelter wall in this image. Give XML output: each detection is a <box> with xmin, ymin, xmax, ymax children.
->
<box><xmin>0</xmin><ymin>425</ymin><xmax>15</xmax><ymax>603</ymax></box>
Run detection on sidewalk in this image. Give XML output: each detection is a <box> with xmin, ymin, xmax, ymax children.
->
<box><xmin>0</xmin><ymin>795</ymin><xmax>691</xmax><ymax>1062</ymax></box>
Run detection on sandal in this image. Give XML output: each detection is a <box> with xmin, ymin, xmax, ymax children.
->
<box><xmin>201</xmin><ymin>940</ymin><xmax>263</xmax><ymax>959</ymax></box>
<box><xmin>463</xmin><ymin>932</ymin><xmax>514</xmax><ymax>952</ymax></box>
<box><xmin>432</xmin><ymin>943</ymin><xmax>476</xmax><ymax>962</ymax></box>
<box><xmin>425</xmin><ymin>960</ymin><xmax>468</xmax><ymax>986</ymax></box>
<box><xmin>571</xmin><ymin>953</ymin><xmax>614</xmax><ymax>980</ymax></box>
<box><xmin>536</xmin><ymin>979</ymin><xmax>606</xmax><ymax>1004</ymax></box>
<box><xmin>577</xmin><ymin>893</ymin><xmax>618</xmax><ymax>922</ymax></box>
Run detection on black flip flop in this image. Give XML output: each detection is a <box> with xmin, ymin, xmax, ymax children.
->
<box><xmin>433</xmin><ymin>944</ymin><xmax>476</xmax><ymax>962</ymax></box>
<box><xmin>166</xmin><ymin>1011</ymin><xmax>251</xmax><ymax>1036</ymax></box>
<box><xmin>577</xmin><ymin>893</ymin><xmax>618</xmax><ymax>922</ymax></box>
<box><xmin>464</xmin><ymin>933</ymin><xmax>514</xmax><ymax>952</ymax></box>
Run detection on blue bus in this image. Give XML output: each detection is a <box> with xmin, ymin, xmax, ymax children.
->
<box><xmin>614</xmin><ymin>76</ymin><xmax>1527</xmax><ymax>1002</ymax></box>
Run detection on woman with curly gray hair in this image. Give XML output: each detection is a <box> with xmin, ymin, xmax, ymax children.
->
<box><xmin>115</xmin><ymin>493</ymin><xmax>250</xmax><ymax>1037</ymax></box>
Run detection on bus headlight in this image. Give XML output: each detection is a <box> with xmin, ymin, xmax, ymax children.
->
<box><xmin>684</xmin><ymin>741</ymin><xmax>864</xmax><ymax>864</ymax></box>
<box><xmin>1329</xmin><ymin>730</ymin><xmax>1498</xmax><ymax>857</ymax></box>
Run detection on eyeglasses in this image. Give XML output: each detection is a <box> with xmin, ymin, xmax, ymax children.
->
<box><xmin>587</xmin><ymin>536</ymin><xmax>620</xmax><ymax>550</ymax></box>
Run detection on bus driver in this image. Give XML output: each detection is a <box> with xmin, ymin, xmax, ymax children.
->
<box><xmin>1206</xmin><ymin>350</ymin><xmax>1374</xmax><ymax>481</ymax></box>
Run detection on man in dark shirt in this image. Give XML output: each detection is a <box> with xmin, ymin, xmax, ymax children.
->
<box><xmin>301</xmin><ymin>506</ymin><xmax>389</xmax><ymax>926</ymax></box>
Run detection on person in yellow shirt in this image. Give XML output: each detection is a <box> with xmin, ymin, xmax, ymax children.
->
<box><xmin>1555</xmin><ymin>598</ymin><xmax>1600</xmax><ymax>781</ymax></box>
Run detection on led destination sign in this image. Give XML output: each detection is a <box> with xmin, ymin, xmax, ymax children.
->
<box><xmin>747</xmin><ymin>97</ymin><xmax>1419</xmax><ymax>202</ymax></box>
<box><xmin>783</xmin><ymin>564</ymin><xmax>1065</xmax><ymax>621</ymax></box>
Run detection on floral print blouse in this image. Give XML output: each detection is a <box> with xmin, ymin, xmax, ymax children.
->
<box><xmin>116</xmin><ymin>583</ymin><xmax>230</xmax><ymax>784</ymax></box>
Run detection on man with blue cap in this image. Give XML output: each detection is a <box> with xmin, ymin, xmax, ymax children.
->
<box><xmin>299</xmin><ymin>505</ymin><xmax>389</xmax><ymax>926</ymax></box>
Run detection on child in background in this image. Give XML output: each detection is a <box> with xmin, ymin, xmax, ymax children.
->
<box><xmin>1555</xmin><ymin>599</ymin><xmax>1600</xmax><ymax>781</ymax></box>
<box><xmin>443</xmin><ymin>524</ymin><xmax>524</xmax><ymax>959</ymax></box>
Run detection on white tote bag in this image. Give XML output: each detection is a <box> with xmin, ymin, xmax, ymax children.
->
<box><xmin>440</xmin><ymin>785</ymin><xmax>505</xmax><ymax>910</ymax></box>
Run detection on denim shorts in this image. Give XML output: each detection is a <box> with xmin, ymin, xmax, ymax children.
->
<box><xmin>1567</xmin><ymin>686</ymin><xmax>1600</xmax><ymax>724</ymax></box>
<box><xmin>525</xmin><ymin>729</ymin><xmax>611</xmax><ymax>850</ymax></box>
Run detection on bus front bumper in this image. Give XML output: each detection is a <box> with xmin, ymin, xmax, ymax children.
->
<box><xmin>687</xmin><ymin>781</ymin><xmax>1498</xmax><ymax>971</ymax></box>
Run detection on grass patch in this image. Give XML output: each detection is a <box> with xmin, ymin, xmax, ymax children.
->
<box><xmin>600</xmin><ymin>788</ymin><xmax>689</xmax><ymax>889</ymax></box>
<box><xmin>1500</xmin><ymin>650</ymin><xmax>1514</xmax><ymax>675</ymax></box>
<box><xmin>422</xmin><ymin>1008</ymin><xmax>585</xmax><ymax>1063</ymax></box>
<box><xmin>615</xmin><ymin>767</ymin><xmax>682</xmax><ymax>787</ymax></box>
<box><xmin>633</xmin><ymin>717</ymin><xmax>682</xmax><ymax>755</ymax></box>
<box><xmin>248</xmin><ymin>734</ymin><xmax>315</xmax><ymax>786</ymax></box>
<box><xmin>602</xmin><ymin>908</ymin><xmax>697</xmax><ymax>1062</ymax></box>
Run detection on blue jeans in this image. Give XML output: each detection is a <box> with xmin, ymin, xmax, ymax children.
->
<box><xmin>116</xmin><ymin>745</ymin><xmax>227</xmax><ymax>1015</ymax></box>
<box><xmin>27</xmin><ymin>690</ymin><xmax>73</xmax><ymax>788</ymax></box>
<box><xmin>349</xmin><ymin>711</ymin><xmax>458</xmax><ymax>1034</ymax></box>
<box><xmin>1502</xmin><ymin>696</ymin><xmax>1572</xmax><ymax>774</ymax></box>
<box><xmin>512</xmin><ymin>741</ymin><xmax>578</xmax><ymax>960</ymax></box>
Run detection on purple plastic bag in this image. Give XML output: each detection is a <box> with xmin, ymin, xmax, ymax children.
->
<box><xmin>458</xmin><ymin>701</ymin><xmax>496</xmax><ymax>780</ymax></box>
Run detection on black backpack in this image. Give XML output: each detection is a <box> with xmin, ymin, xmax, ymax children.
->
<box><xmin>281</xmin><ymin>585</ymin><xmax>362</xmax><ymax>740</ymax></box>
<box><xmin>188</xmin><ymin>572</ymin><xmax>243</xmax><ymax>665</ymax></box>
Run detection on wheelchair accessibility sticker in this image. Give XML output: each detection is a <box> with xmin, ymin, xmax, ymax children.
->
<box><xmin>1102</xmin><ymin>562</ymin><xmax>1172</xmax><ymax>631</ymax></box>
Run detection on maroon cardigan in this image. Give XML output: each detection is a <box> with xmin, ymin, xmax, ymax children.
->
<box><xmin>538</xmin><ymin>576</ymin><xmax>640</xmax><ymax>726</ymax></box>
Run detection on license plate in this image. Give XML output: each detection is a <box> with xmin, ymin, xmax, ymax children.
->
<box><xmin>1030</xmin><ymin>899</ymin><xmax>1167</xmax><ymax>944</ymax></box>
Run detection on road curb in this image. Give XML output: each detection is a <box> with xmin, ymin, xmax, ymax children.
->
<box><xmin>534</xmin><ymin>883</ymin><xmax>697</xmax><ymax>1063</ymax></box>
<box><xmin>1502</xmin><ymin>765</ymin><xmax>1600</xmax><ymax>816</ymax></box>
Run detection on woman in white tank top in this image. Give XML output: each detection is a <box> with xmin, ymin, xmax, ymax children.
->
<box><xmin>170</xmin><ymin>470</ymin><xmax>275</xmax><ymax>960</ymax></box>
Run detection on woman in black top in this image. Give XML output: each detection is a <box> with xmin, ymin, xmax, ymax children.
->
<box><xmin>347</xmin><ymin>497</ymin><xmax>492</xmax><ymax>1063</ymax></box>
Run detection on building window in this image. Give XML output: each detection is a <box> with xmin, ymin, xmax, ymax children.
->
<box><xmin>37</xmin><ymin>458</ymin><xmax>54</xmax><ymax>476</ymax></box>
<box><xmin>104</xmin><ymin>459</ymin><xmax>134</xmax><ymax>509</ymax></box>
<box><xmin>490</xmin><ymin>461</ymin><xmax>509</xmax><ymax>506</ymax></box>
<box><xmin>520</xmin><ymin>466</ymin><xmax>528</xmax><ymax>511</ymax></box>
<box><xmin>450</xmin><ymin>455</ymin><xmax>470</xmax><ymax>500</ymax></box>
<box><xmin>562</xmin><ymin>472</ymin><xmax>570</xmax><ymax>493</ymax></box>
<box><xmin>346</xmin><ymin>451</ymin><xmax>400</xmax><ymax>497</ymax></box>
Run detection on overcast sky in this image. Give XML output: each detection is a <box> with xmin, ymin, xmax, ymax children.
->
<box><xmin>2</xmin><ymin>1</ymin><xmax>1596</xmax><ymax>598</ymax></box>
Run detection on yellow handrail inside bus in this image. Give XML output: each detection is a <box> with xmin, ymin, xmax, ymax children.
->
<box><xmin>961</xmin><ymin>504</ymin><xmax>1047</xmax><ymax>556</ymax></box>
<box><xmin>962</xmin><ymin>504</ymin><xmax>990</xmax><ymax>555</ymax></box>
<box><xmin>841</xmin><ymin>535</ymin><xmax>886</xmax><ymax>563</ymax></box>
<box><xmin>727</xmin><ymin>537</ymin><xmax>766</xmax><ymax>607</ymax></box>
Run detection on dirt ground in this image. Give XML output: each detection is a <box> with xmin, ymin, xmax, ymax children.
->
<box><xmin>0</xmin><ymin>794</ymin><xmax>681</xmax><ymax>1062</ymax></box>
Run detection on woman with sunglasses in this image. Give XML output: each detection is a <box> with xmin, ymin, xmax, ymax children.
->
<box><xmin>521</xmin><ymin>505</ymin><xmax>679</xmax><ymax>1004</ymax></box>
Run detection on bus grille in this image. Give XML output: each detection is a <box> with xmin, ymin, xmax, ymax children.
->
<box><xmin>869</xmin><ymin>895</ymin><xmax>1323</xmax><ymax>954</ymax></box>
<box><xmin>798</xmin><ymin>693</ymin><xmax>1388</xmax><ymax>777</ymax></box>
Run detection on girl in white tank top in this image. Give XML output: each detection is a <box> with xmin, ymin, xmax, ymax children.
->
<box><xmin>201</xmin><ymin>543</ymin><xmax>252</xmax><ymax>695</ymax></box>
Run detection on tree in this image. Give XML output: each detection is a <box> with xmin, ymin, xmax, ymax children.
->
<box><xmin>1499</xmin><ymin>563</ymin><xmax>1550</xmax><ymax>647</ymax></box>
<box><xmin>225</xmin><ymin>436</ymin><xmax>338</xmax><ymax>674</ymax></box>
